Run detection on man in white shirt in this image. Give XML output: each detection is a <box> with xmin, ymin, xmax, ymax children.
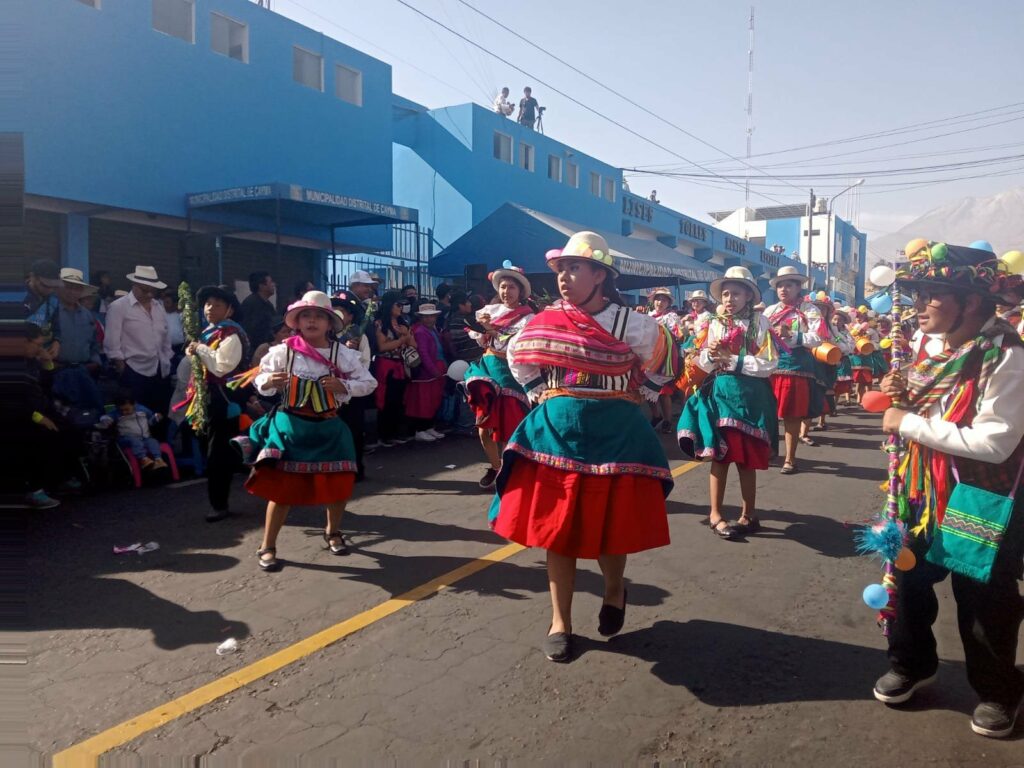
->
<box><xmin>873</xmin><ymin>241</ymin><xmax>1024</xmax><ymax>739</ymax></box>
<box><xmin>493</xmin><ymin>87</ymin><xmax>513</xmax><ymax>117</ymax></box>
<box><xmin>103</xmin><ymin>265</ymin><xmax>173</xmax><ymax>415</ymax></box>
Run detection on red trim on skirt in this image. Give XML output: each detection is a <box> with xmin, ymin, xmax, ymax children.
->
<box><xmin>852</xmin><ymin>369</ymin><xmax>873</xmax><ymax>384</ymax></box>
<box><xmin>466</xmin><ymin>382</ymin><xmax>528</xmax><ymax>443</ymax></box>
<box><xmin>717</xmin><ymin>427</ymin><xmax>771</xmax><ymax>470</ymax></box>
<box><xmin>493</xmin><ymin>461</ymin><xmax>670</xmax><ymax>559</ymax></box>
<box><xmin>771</xmin><ymin>374</ymin><xmax>811</xmax><ymax>419</ymax></box>
<box><xmin>833</xmin><ymin>380</ymin><xmax>853</xmax><ymax>395</ymax></box>
<box><xmin>245</xmin><ymin>466</ymin><xmax>355</xmax><ymax>506</ymax></box>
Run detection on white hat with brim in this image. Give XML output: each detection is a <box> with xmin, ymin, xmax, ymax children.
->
<box><xmin>490</xmin><ymin>267</ymin><xmax>532</xmax><ymax>298</ymax></box>
<box><xmin>648</xmin><ymin>286</ymin><xmax>674</xmax><ymax>301</ymax></box>
<box><xmin>284</xmin><ymin>290</ymin><xmax>343</xmax><ymax>332</ymax></box>
<box><xmin>126</xmin><ymin>265</ymin><xmax>167</xmax><ymax>290</ymax></box>
<box><xmin>415</xmin><ymin>302</ymin><xmax>442</xmax><ymax>316</ymax></box>
<box><xmin>349</xmin><ymin>270</ymin><xmax>378</xmax><ymax>285</ymax></box>
<box><xmin>709</xmin><ymin>266</ymin><xmax>761</xmax><ymax>304</ymax></box>
<box><xmin>59</xmin><ymin>267</ymin><xmax>97</xmax><ymax>293</ymax></box>
<box><xmin>768</xmin><ymin>265</ymin><xmax>810</xmax><ymax>289</ymax></box>
<box><xmin>545</xmin><ymin>231</ymin><xmax>620</xmax><ymax>276</ymax></box>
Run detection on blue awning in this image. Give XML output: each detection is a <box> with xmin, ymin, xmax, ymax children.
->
<box><xmin>431</xmin><ymin>204</ymin><xmax>720</xmax><ymax>288</ymax></box>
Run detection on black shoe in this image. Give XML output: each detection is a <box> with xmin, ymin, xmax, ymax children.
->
<box><xmin>205</xmin><ymin>509</ymin><xmax>231</xmax><ymax>523</ymax></box>
<box><xmin>873</xmin><ymin>669</ymin><xmax>937</xmax><ymax>704</ymax></box>
<box><xmin>709</xmin><ymin>518</ymin><xmax>740</xmax><ymax>540</ymax></box>
<box><xmin>971</xmin><ymin>699</ymin><xmax>1021</xmax><ymax>738</ymax></box>
<box><xmin>478</xmin><ymin>467</ymin><xmax>498</xmax><ymax>489</ymax></box>
<box><xmin>598</xmin><ymin>589</ymin><xmax>627</xmax><ymax>637</ymax></box>
<box><xmin>323</xmin><ymin>531</ymin><xmax>350</xmax><ymax>556</ymax></box>
<box><xmin>543</xmin><ymin>631</ymin><xmax>572</xmax><ymax>663</ymax></box>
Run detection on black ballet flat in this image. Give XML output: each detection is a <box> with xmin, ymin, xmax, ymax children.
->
<box><xmin>598</xmin><ymin>589</ymin><xmax>628</xmax><ymax>636</ymax></box>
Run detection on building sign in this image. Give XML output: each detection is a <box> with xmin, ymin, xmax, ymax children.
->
<box><xmin>724</xmin><ymin>236</ymin><xmax>746</xmax><ymax>256</ymax></box>
<box><xmin>759</xmin><ymin>249</ymin><xmax>780</xmax><ymax>268</ymax></box>
<box><xmin>187</xmin><ymin>185</ymin><xmax>274</xmax><ymax>207</ymax></box>
<box><xmin>679</xmin><ymin>219</ymin><xmax>707</xmax><ymax>242</ymax></box>
<box><xmin>301</xmin><ymin>188</ymin><xmax>401</xmax><ymax>218</ymax></box>
<box><xmin>622</xmin><ymin>196</ymin><xmax>654</xmax><ymax>222</ymax></box>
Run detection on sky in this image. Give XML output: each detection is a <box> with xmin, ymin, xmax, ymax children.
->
<box><xmin>271</xmin><ymin>0</ymin><xmax>1024</xmax><ymax>243</ymax></box>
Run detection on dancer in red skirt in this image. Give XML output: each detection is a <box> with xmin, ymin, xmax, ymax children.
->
<box><xmin>764</xmin><ymin>266</ymin><xmax>823</xmax><ymax>474</ymax></box>
<box><xmin>491</xmin><ymin>232</ymin><xmax>679</xmax><ymax>662</ymax></box>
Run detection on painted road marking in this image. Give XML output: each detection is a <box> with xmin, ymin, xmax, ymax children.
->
<box><xmin>53</xmin><ymin>461</ymin><xmax>700</xmax><ymax>766</ymax></box>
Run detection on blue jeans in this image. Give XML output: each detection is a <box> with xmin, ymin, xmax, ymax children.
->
<box><xmin>119</xmin><ymin>436</ymin><xmax>161</xmax><ymax>460</ymax></box>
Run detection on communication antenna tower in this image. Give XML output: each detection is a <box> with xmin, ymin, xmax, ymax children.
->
<box><xmin>745</xmin><ymin>6</ymin><xmax>755</xmax><ymax>207</ymax></box>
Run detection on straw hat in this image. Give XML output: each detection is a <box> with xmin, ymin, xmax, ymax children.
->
<box><xmin>709</xmin><ymin>266</ymin><xmax>761</xmax><ymax>304</ymax></box>
<box><xmin>415</xmin><ymin>302</ymin><xmax>442</xmax><ymax>316</ymax></box>
<box><xmin>125</xmin><ymin>265</ymin><xmax>167</xmax><ymax>290</ymax></box>
<box><xmin>545</xmin><ymin>231</ymin><xmax>618</xmax><ymax>275</ymax></box>
<box><xmin>687</xmin><ymin>290</ymin><xmax>710</xmax><ymax>303</ymax></box>
<box><xmin>648</xmin><ymin>286</ymin><xmax>674</xmax><ymax>301</ymax></box>
<box><xmin>489</xmin><ymin>261</ymin><xmax>532</xmax><ymax>297</ymax></box>
<box><xmin>284</xmin><ymin>290</ymin><xmax>343</xmax><ymax>332</ymax></box>
<box><xmin>768</xmin><ymin>265</ymin><xmax>810</xmax><ymax>289</ymax></box>
<box><xmin>59</xmin><ymin>267</ymin><xmax>97</xmax><ymax>293</ymax></box>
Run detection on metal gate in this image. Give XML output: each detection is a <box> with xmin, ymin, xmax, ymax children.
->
<box><xmin>325</xmin><ymin>223</ymin><xmax>435</xmax><ymax>296</ymax></box>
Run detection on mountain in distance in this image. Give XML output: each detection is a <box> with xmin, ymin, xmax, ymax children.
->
<box><xmin>867</xmin><ymin>186</ymin><xmax>1024</xmax><ymax>266</ymax></box>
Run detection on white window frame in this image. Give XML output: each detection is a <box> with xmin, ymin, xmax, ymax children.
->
<box><xmin>589</xmin><ymin>171</ymin><xmax>601</xmax><ymax>196</ymax></box>
<box><xmin>547</xmin><ymin>154</ymin><xmax>562</xmax><ymax>182</ymax></box>
<box><xmin>210</xmin><ymin>12</ymin><xmax>248</xmax><ymax>63</ymax></box>
<box><xmin>493</xmin><ymin>131</ymin><xmax>513</xmax><ymax>164</ymax></box>
<box><xmin>603</xmin><ymin>177</ymin><xmax>616</xmax><ymax>202</ymax></box>
<box><xmin>293</xmin><ymin>46</ymin><xmax>324</xmax><ymax>92</ymax></box>
<box><xmin>519</xmin><ymin>143</ymin><xmax>535</xmax><ymax>172</ymax></box>
<box><xmin>152</xmin><ymin>0</ymin><xmax>195</xmax><ymax>44</ymax></box>
<box><xmin>334</xmin><ymin>63</ymin><xmax>363</xmax><ymax>106</ymax></box>
<box><xmin>565</xmin><ymin>161</ymin><xmax>579</xmax><ymax>188</ymax></box>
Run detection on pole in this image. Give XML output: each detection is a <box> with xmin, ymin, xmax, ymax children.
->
<box><xmin>807</xmin><ymin>189</ymin><xmax>815</xmax><ymax>291</ymax></box>
<box><xmin>745</xmin><ymin>6</ymin><xmax>755</xmax><ymax>207</ymax></box>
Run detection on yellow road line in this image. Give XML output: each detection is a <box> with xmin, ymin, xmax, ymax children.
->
<box><xmin>54</xmin><ymin>460</ymin><xmax>699</xmax><ymax>766</ymax></box>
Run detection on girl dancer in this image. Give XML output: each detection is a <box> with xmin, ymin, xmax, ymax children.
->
<box><xmin>238</xmin><ymin>291</ymin><xmax>376</xmax><ymax>571</ymax></box>
<box><xmin>831</xmin><ymin>306</ymin><xmax>857</xmax><ymax>406</ymax></box>
<box><xmin>677</xmin><ymin>266</ymin><xmax>778</xmax><ymax>540</ymax></box>
<box><xmin>491</xmin><ymin>232</ymin><xmax>678</xmax><ymax>662</ymax></box>
<box><xmin>648</xmin><ymin>287</ymin><xmax>684</xmax><ymax>433</ymax></box>
<box><xmin>849</xmin><ymin>306</ymin><xmax>881</xmax><ymax>403</ymax></box>
<box><xmin>464</xmin><ymin>264</ymin><xmax>534</xmax><ymax>489</ymax></box>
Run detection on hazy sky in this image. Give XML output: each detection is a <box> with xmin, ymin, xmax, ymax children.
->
<box><xmin>272</xmin><ymin>0</ymin><xmax>1024</xmax><ymax>246</ymax></box>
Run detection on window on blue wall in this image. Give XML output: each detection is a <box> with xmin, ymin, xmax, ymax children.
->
<box><xmin>519</xmin><ymin>143</ymin><xmax>535</xmax><ymax>172</ymax></box>
<box><xmin>493</xmin><ymin>132</ymin><xmax>513</xmax><ymax>164</ymax></box>
<box><xmin>565</xmin><ymin>161</ymin><xmax>579</xmax><ymax>188</ymax></box>
<box><xmin>335</xmin><ymin>64</ymin><xmax>363</xmax><ymax>106</ymax></box>
<box><xmin>293</xmin><ymin>47</ymin><xmax>324</xmax><ymax>91</ymax></box>
<box><xmin>152</xmin><ymin>0</ymin><xmax>194</xmax><ymax>44</ymax></box>
<box><xmin>547</xmin><ymin>155</ymin><xmax>562</xmax><ymax>182</ymax></box>
<box><xmin>589</xmin><ymin>172</ymin><xmax>601</xmax><ymax>197</ymax></box>
<box><xmin>211</xmin><ymin>13</ymin><xmax>248</xmax><ymax>63</ymax></box>
<box><xmin>603</xmin><ymin>178</ymin><xmax>616</xmax><ymax>202</ymax></box>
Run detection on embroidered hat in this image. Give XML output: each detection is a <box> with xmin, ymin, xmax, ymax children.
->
<box><xmin>897</xmin><ymin>239</ymin><xmax>1024</xmax><ymax>304</ymax></box>
<box><xmin>59</xmin><ymin>267</ymin><xmax>97</xmax><ymax>293</ymax></box>
<box><xmin>284</xmin><ymin>290</ymin><xmax>343</xmax><ymax>332</ymax></box>
<box><xmin>126</xmin><ymin>265</ymin><xmax>167</xmax><ymax>290</ymax></box>
<box><xmin>489</xmin><ymin>260</ymin><xmax>532</xmax><ymax>298</ymax></box>
<box><xmin>709</xmin><ymin>266</ymin><xmax>761</xmax><ymax>304</ymax></box>
<box><xmin>648</xmin><ymin>286</ymin><xmax>674</xmax><ymax>301</ymax></box>
<box><xmin>768</xmin><ymin>265</ymin><xmax>810</xmax><ymax>289</ymax></box>
<box><xmin>545</xmin><ymin>231</ymin><xmax>619</xmax><ymax>276</ymax></box>
<box><xmin>196</xmin><ymin>285</ymin><xmax>241</xmax><ymax>318</ymax></box>
<box><xmin>687</xmin><ymin>290</ymin><xmax>710</xmax><ymax>303</ymax></box>
<box><xmin>415</xmin><ymin>302</ymin><xmax>442</xmax><ymax>316</ymax></box>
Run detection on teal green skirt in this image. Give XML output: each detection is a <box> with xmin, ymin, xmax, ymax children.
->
<box><xmin>677</xmin><ymin>372</ymin><xmax>778</xmax><ymax>461</ymax></box>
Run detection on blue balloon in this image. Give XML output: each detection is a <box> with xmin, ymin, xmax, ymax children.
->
<box><xmin>502</xmin><ymin>259</ymin><xmax>513</xmax><ymax>269</ymax></box>
<box><xmin>969</xmin><ymin>240</ymin><xmax>994</xmax><ymax>253</ymax></box>
<box><xmin>869</xmin><ymin>293</ymin><xmax>893</xmax><ymax>314</ymax></box>
<box><xmin>863</xmin><ymin>584</ymin><xmax>890</xmax><ymax>610</ymax></box>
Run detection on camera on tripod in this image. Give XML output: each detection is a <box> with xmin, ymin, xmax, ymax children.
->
<box><xmin>537</xmin><ymin>106</ymin><xmax>546</xmax><ymax>114</ymax></box>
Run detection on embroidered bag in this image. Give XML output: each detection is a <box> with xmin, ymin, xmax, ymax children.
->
<box><xmin>925</xmin><ymin>456</ymin><xmax>1024</xmax><ymax>583</ymax></box>
<box><xmin>401</xmin><ymin>344</ymin><xmax>422</xmax><ymax>371</ymax></box>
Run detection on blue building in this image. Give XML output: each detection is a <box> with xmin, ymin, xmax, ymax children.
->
<box><xmin>12</xmin><ymin>0</ymin><xmax>421</xmax><ymax>299</ymax></box>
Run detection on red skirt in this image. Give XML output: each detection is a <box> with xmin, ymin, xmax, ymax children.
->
<box><xmin>717</xmin><ymin>427</ymin><xmax>771</xmax><ymax>470</ymax></box>
<box><xmin>833</xmin><ymin>380</ymin><xmax>853</xmax><ymax>396</ymax></box>
<box><xmin>771</xmin><ymin>374</ymin><xmax>811</xmax><ymax>419</ymax></box>
<box><xmin>245</xmin><ymin>466</ymin><xmax>355</xmax><ymax>506</ymax></box>
<box><xmin>466</xmin><ymin>383</ymin><xmax>528</xmax><ymax>443</ymax></box>
<box><xmin>493</xmin><ymin>461</ymin><xmax>670</xmax><ymax>559</ymax></box>
<box><xmin>404</xmin><ymin>377</ymin><xmax>445</xmax><ymax>419</ymax></box>
<box><xmin>852</xmin><ymin>369</ymin><xmax>873</xmax><ymax>385</ymax></box>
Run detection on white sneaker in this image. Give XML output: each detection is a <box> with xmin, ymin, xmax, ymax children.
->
<box><xmin>414</xmin><ymin>431</ymin><xmax>437</xmax><ymax>442</ymax></box>
<box><xmin>427</xmin><ymin>428</ymin><xmax>445</xmax><ymax>439</ymax></box>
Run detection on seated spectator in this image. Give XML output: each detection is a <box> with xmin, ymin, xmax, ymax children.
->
<box><xmin>52</xmin><ymin>268</ymin><xmax>104</xmax><ymax>410</ymax></box>
<box><xmin>100</xmin><ymin>396</ymin><xmax>167</xmax><ymax>471</ymax></box>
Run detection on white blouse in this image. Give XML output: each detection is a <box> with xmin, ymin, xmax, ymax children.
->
<box><xmin>697</xmin><ymin>314</ymin><xmax>777</xmax><ymax>378</ymax></box>
<box><xmin>470</xmin><ymin>303</ymin><xmax>534</xmax><ymax>354</ymax></box>
<box><xmin>764</xmin><ymin>301</ymin><xmax>822</xmax><ymax>347</ymax></box>
<box><xmin>254</xmin><ymin>342</ymin><xmax>377</xmax><ymax>403</ymax></box>
<box><xmin>194</xmin><ymin>333</ymin><xmax>242</xmax><ymax>378</ymax></box>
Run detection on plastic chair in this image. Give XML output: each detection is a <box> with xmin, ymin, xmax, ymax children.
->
<box><xmin>167</xmin><ymin>419</ymin><xmax>205</xmax><ymax>477</ymax></box>
<box><xmin>115</xmin><ymin>442</ymin><xmax>180</xmax><ymax>488</ymax></box>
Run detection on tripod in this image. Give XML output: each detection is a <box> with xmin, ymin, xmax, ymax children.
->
<box><xmin>535</xmin><ymin>110</ymin><xmax>545</xmax><ymax>135</ymax></box>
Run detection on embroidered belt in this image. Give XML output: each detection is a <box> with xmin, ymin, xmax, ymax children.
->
<box><xmin>539</xmin><ymin>388</ymin><xmax>641</xmax><ymax>405</ymax></box>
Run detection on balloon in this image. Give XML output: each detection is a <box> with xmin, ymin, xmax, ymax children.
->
<box><xmin>861</xmin><ymin>390</ymin><xmax>892</xmax><ymax>413</ymax></box>
<box><xmin>1001</xmin><ymin>250</ymin><xmax>1024</xmax><ymax>275</ymax></box>
<box><xmin>879</xmin><ymin>337</ymin><xmax>893</xmax><ymax>349</ymax></box>
<box><xmin>863</xmin><ymin>584</ymin><xmax>890</xmax><ymax>610</ymax></box>
<box><xmin>869</xmin><ymin>264</ymin><xmax>896</xmax><ymax>288</ymax></box>
<box><xmin>502</xmin><ymin>259</ymin><xmax>513</xmax><ymax>269</ymax></box>
<box><xmin>930</xmin><ymin>242</ymin><xmax>948</xmax><ymax>263</ymax></box>
<box><xmin>894</xmin><ymin>547</ymin><xmax>917</xmax><ymax>572</ymax></box>
<box><xmin>904</xmin><ymin>238</ymin><xmax>929</xmax><ymax>258</ymax></box>
<box><xmin>446</xmin><ymin>359</ymin><xmax>470</xmax><ymax>381</ymax></box>
<box><xmin>869</xmin><ymin>293</ymin><xmax>893</xmax><ymax>314</ymax></box>
<box><xmin>969</xmin><ymin>240</ymin><xmax>994</xmax><ymax>253</ymax></box>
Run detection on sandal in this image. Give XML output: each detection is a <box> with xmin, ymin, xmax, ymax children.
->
<box><xmin>735</xmin><ymin>516</ymin><xmax>761</xmax><ymax>534</ymax></box>
<box><xmin>256</xmin><ymin>547</ymin><xmax>279</xmax><ymax>571</ymax></box>
<box><xmin>799</xmin><ymin>436</ymin><xmax>817</xmax><ymax>446</ymax></box>
<box><xmin>323</xmin><ymin>531</ymin><xmax>349</xmax><ymax>556</ymax></box>
<box><xmin>709</xmin><ymin>518</ymin><xmax>739</xmax><ymax>540</ymax></box>
<box><xmin>780</xmin><ymin>462</ymin><xmax>797</xmax><ymax>475</ymax></box>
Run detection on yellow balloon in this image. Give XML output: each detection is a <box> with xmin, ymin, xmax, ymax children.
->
<box><xmin>904</xmin><ymin>238</ymin><xmax>929</xmax><ymax>258</ymax></box>
<box><xmin>879</xmin><ymin>337</ymin><xmax>893</xmax><ymax>349</ymax></box>
<box><xmin>1001</xmin><ymin>250</ymin><xmax>1024</xmax><ymax>275</ymax></box>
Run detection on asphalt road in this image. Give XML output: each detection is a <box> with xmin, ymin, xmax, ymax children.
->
<box><xmin>29</xmin><ymin>409</ymin><xmax>1024</xmax><ymax>765</ymax></box>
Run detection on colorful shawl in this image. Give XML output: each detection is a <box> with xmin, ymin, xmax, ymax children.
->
<box><xmin>513</xmin><ymin>301</ymin><xmax>638</xmax><ymax>378</ymax></box>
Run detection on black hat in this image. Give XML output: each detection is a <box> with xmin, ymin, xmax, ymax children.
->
<box><xmin>29</xmin><ymin>259</ymin><xmax>62</xmax><ymax>288</ymax></box>
<box><xmin>196</xmin><ymin>285</ymin><xmax>241</xmax><ymax>317</ymax></box>
<box><xmin>331</xmin><ymin>290</ymin><xmax>360</xmax><ymax>316</ymax></box>
<box><xmin>897</xmin><ymin>241</ymin><xmax>1024</xmax><ymax>304</ymax></box>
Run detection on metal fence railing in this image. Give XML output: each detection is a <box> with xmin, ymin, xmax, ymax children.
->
<box><xmin>325</xmin><ymin>223</ymin><xmax>436</xmax><ymax>296</ymax></box>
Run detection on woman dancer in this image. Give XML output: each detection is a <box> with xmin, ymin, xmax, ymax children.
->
<box><xmin>849</xmin><ymin>306</ymin><xmax>881</xmax><ymax>403</ymax></box>
<box><xmin>677</xmin><ymin>267</ymin><xmax>777</xmax><ymax>540</ymax></box>
<box><xmin>647</xmin><ymin>286</ymin><xmax>684</xmax><ymax>433</ymax></box>
<box><xmin>464</xmin><ymin>264</ymin><xmax>534</xmax><ymax>489</ymax></box>
<box><xmin>801</xmin><ymin>295</ymin><xmax>854</xmax><ymax>435</ymax></box>
<box><xmin>492</xmin><ymin>232</ymin><xmax>678</xmax><ymax>662</ymax></box>
<box><xmin>833</xmin><ymin>307</ymin><xmax>856</xmax><ymax>405</ymax></box>
<box><xmin>238</xmin><ymin>291</ymin><xmax>376</xmax><ymax>571</ymax></box>
<box><xmin>764</xmin><ymin>266</ymin><xmax>823</xmax><ymax>474</ymax></box>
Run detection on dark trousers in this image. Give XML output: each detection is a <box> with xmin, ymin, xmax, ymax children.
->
<box><xmin>202</xmin><ymin>396</ymin><xmax>240</xmax><ymax>512</ymax></box>
<box><xmin>120</xmin><ymin>365</ymin><xmax>171</xmax><ymax>418</ymax></box>
<box><xmin>888</xmin><ymin>504</ymin><xmax>1024</xmax><ymax>706</ymax></box>
<box><xmin>339</xmin><ymin>395</ymin><xmax>368</xmax><ymax>479</ymax></box>
<box><xmin>377</xmin><ymin>376</ymin><xmax>408</xmax><ymax>441</ymax></box>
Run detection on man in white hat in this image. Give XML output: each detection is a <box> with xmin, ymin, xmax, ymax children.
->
<box><xmin>103</xmin><ymin>265</ymin><xmax>173</xmax><ymax>415</ymax></box>
<box><xmin>348</xmin><ymin>270</ymin><xmax>378</xmax><ymax>302</ymax></box>
<box><xmin>51</xmin><ymin>268</ymin><xmax>103</xmax><ymax>410</ymax></box>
